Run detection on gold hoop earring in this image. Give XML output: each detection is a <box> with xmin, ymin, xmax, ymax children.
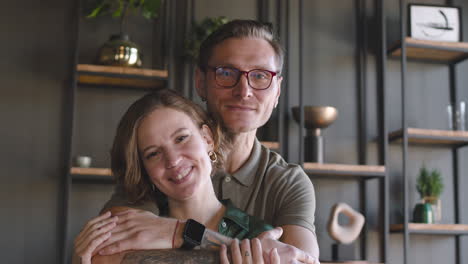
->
<box><xmin>208</xmin><ymin>151</ymin><xmax>218</xmax><ymax>163</ymax></box>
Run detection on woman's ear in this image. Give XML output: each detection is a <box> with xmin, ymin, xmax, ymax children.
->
<box><xmin>200</xmin><ymin>124</ymin><xmax>214</xmax><ymax>149</ymax></box>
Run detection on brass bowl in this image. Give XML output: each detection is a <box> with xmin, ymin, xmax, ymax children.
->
<box><xmin>292</xmin><ymin>106</ymin><xmax>338</xmax><ymax>130</ymax></box>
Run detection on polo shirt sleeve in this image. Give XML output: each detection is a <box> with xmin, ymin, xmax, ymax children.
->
<box><xmin>271</xmin><ymin>165</ymin><xmax>316</xmax><ymax>233</ymax></box>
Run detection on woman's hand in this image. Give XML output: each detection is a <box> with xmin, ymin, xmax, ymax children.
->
<box><xmin>220</xmin><ymin>238</ymin><xmax>280</xmax><ymax>264</ymax></box>
<box><xmin>73</xmin><ymin>211</ymin><xmax>118</xmax><ymax>264</ymax></box>
<box><xmin>95</xmin><ymin>208</ymin><xmax>177</xmax><ymax>255</ymax></box>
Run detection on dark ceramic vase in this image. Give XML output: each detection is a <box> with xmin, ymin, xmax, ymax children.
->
<box><xmin>413</xmin><ymin>202</ymin><xmax>434</xmax><ymax>223</ymax></box>
<box><xmin>96</xmin><ymin>34</ymin><xmax>142</xmax><ymax>67</ymax></box>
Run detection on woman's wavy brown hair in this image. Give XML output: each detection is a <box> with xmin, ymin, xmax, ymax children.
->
<box><xmin>111</xmin><ymin>89</ymin><xmax>228</xmax><ymax>206</ymax></box>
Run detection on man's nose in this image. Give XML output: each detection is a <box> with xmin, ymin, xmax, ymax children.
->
<box><xmin>232</xmin><ymin>74</ymin><xmax>253</xmax><ymax>99</ymax></box>
<box><xmin>165</xmin><ymin>149</ymin><xmax>182</xmax><ymax>169</ymax></box>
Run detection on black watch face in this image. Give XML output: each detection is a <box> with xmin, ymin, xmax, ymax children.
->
<box><xmin>185</xmin><ymin>219</ymin><xmax>205</xmax><ymax>244</ymax></box>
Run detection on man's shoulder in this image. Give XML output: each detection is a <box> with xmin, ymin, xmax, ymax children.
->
<box><xmin>259</xmin><ymin>144</ymin><xmax>309</xmax><ymax>181</ymax></box>
<box><xmin>260</xmin><ymin>144</ymin><xmax>304</xmax><ymax>172</ymax></box>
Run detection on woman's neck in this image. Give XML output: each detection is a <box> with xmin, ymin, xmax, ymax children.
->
<box><xmin>168</xmin><ymin>188</ymin><xmax>225</xmax><ymax>230</ymax></box>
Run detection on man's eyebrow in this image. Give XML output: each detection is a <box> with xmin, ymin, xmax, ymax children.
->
<box><xmin>219</xmin><ymin>64</ymin><xmax>276</xmax><ymax>71</ymax></box>
<box><xmin>141</xmin><ymin>127</ymin><xmax>189</xmax><ymax>153</ymax></box>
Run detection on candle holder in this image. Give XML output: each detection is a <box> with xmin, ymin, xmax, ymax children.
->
<box><xmin>292</xmin><ymin>106</ymin><xmax>338</xmax><ymax>163</ymax></box>
<box><xmin>447</xmin><ymin>101</ymin><xmax>466</xmax><ymax>131</ymax></box>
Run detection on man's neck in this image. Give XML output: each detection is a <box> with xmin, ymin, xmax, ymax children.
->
<box><xmin>224</xmin><ymin>130</ymin><xmax>256</xmax><ymax>174</ymax></box>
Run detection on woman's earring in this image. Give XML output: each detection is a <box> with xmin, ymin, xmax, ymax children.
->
<box><xmin>151</xmin><ymin>184</ymin><xmax>156</xmax><ymax>192</ymax></box>
<box><xmin>208</xmin><ymin>150</ymin><xmax>218</xmax><ymax>163</ymax></box>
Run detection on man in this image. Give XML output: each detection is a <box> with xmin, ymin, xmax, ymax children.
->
<box><xmin>95</xmin><ymin>19</ymin><xmax>319</xmax><ymax>262</ymax></box>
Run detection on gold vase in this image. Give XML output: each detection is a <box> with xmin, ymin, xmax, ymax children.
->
<box><xmin>96</xmin><ymin>34</ymin><xmax>142</xmax><ymax>67</ymax></box>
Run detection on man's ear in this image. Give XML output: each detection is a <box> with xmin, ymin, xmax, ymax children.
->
<box><xmin>201</xmin><ymin>124</ymin><xmax>214</xmax><ymax>149</ymax></box>
<box><xmin>274</xmin><ymin>76</ymin><xmax>283</xmax><ymax>107</ymax></box>
<box><xmin>195</xmin><ymin>68</ymin><xmax>207</xmax><ymax>101</ymax></box>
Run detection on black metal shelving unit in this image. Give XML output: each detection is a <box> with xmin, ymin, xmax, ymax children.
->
<box><xmin>59</xmin><ymin>1</ymin><xmax>170</xmax><ymax>262</ymax></box>
<box><xmin>391</xmin><ymin>1</ymin><xmax>468</xmax><ymax>264</ymax></box>
<box><xmin>294</xmin><ymin>0</ymin><xmax>388</xmax><ymax>263</ymax></box>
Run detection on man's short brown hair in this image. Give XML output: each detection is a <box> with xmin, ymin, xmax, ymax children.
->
<box><xmin>198</xmin><ymin>19</ymin><xmax>284</xmax><ymax>73</ymax></box>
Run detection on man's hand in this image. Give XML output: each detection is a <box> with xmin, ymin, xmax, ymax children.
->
<box><xmin>220</xmin><ymin>238</ymin><xmax>280</xmax><ymax>264</ymax></box>
<box><xmin>257</xmin><ymin>227</ymin><xmax>320</xmax><ymax>264</ymax></box>
<box><xmin>95</xmin><ymin>207</ymin><xmax>179</xmax><ymax>255</ymax></box>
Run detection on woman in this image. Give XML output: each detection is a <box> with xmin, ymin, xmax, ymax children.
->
<box><xmin>73</xmin><ymin>89</ymin><xmax>280</xmax><ymax>264</ymax></box>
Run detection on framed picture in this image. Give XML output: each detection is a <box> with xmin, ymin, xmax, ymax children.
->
<box><xmin>408</xmin><ymin>4</ymin><xmax>462</xmax><ymax>42</ymax></box>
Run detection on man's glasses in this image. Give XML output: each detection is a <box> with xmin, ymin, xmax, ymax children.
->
<box><xmin>207</xmin><ymin>66</ymin><xmax>279</xmax><ymax>90</ymax></box>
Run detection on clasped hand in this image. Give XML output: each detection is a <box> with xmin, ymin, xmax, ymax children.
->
<box><xmin>73</xmin><ymin>208</ymin><xmax>319</xmax><ymax>264</ymax></box>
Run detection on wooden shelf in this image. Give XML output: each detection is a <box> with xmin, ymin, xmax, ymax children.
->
<box><xmin>390</xmin><ymin>223</ymin><xmax>468</xmax><ymax>235</ymax></box>
<box><xmin>322</xmin><ymin>262</ymin><xmax>382</xmax><ymax>264</ymax></box>
<box><xmin>303</xmin><ymin>163</ymin><xmax>385</xmax><ymax>179</ymax></box>
<box><xmin>391</xmin><ymin>223</ymin><xmax>468</xmax><ymax>235</ymax></box>
<box><xmin>70</xmin><ymin>167</ymin><xmax>112</xmax><ymax>176</ymax></box>
<box><xmin>389</xmin><ymin>37</ymin><xmax>468</xmax><ymax>64</ymax></box>
<box><xmin>389</xmin><ymin>128</ymin><xmax>468</xmax><ymax>148</ymax></box>
<box><xmin>260</xmin><ymin>141</ymin><xmax>279</xmax><ymax>150</ymax></box>
<box><xmin>70</xmin><ymin>167</ymin><xmax>113</xmax><ymax>183</ymax></box>
<box><xmin>77</xmin><ymin>64</ymin><xmax>168</xmax><ymax>89</ymax></box>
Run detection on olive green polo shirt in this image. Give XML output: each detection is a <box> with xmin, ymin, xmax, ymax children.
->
<box><xmin>212</xmin><ymin>138</ymin><xmax>316</xmax><ymax>233</ymax></box>
<box><xmin>103</xmin><ymin>138</ymin><xmax>316</xmax><ymax>234</ymax></box>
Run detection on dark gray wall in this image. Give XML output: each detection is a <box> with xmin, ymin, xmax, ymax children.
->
<box><xmin>1</xmin><ymin>0</ymin><xmax>467</xmax><ymax>263</ymax></box>
<box><xmin>0</xmin><ymin>1</ymin><xmax>76</xmax><ymax>263</ymax></box>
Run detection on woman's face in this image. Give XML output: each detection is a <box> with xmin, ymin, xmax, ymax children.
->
<box><xmin>137</xmin><ymin>107</ymin><xmax>214</xmax><ymax>202</ymax></box>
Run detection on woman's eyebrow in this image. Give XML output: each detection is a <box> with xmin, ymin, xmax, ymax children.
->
<box><xmin>141</xmin><ymin>127</ymin><xmax>189</xmax><ymax>153</ymax></box>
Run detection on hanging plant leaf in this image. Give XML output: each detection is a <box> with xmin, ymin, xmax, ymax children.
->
<box><xmin>84</xmin><ymin>0</ymin><xmax>163</xmax><ymax>20</ymax></box>
<box><xmin>185</xmin><ymin>16</ymin><xmax>229</xmax><ymax>61</ymax></box>
<box><xmin>141</xmin><ymin>0</ymin><xmax>162</xmax><ymax>19</ymax></box>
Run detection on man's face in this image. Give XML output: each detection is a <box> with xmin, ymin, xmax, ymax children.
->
<box><xmin>196</xmin><ymin>37</ymin><xmax>282</xmax><ymax>134</ymax></box>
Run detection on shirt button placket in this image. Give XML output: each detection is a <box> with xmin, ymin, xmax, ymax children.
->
<box><xmin>224</xmin><ymin>176</ymin><xmax>231</xmax><ymax>183</ymax></box>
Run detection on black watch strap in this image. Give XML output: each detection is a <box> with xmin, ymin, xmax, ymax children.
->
<box><xmin>181</xmin><ymin>219</ymin><xmax>206</xmax><ymax>250</ymax></box>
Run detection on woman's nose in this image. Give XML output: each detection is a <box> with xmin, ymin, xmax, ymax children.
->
<box><xmin>165</xmin><ymin>150</ymin><xmax>182</xmax><ymax>168</ymax></box>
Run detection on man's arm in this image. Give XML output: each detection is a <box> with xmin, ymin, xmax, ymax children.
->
<box><xmin>266</xmin><ymin>161</ymin><xmax>319</xmax><ymax>254</ymax></box>
<box><xmin>95</xmin><ymin>207</ymin><xmax>318</xmax><ymax>263</ymax></box>
<box><xmin>280</xmin><ymin>225</ymin><xmax>320</xmax><ymax>257</ymax></box>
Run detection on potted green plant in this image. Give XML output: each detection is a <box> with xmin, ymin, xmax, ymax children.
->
<box><xmin>414</xmin><ymin>165</ymin><xmax>444</xmax><ymax>223</ymax></box>
<box><xmin>84</xmin><ymin>0</ymin><xmax>164</xmax><ymax>67</ymax></box>
<box><xmin>184</xmin><ymin>16</ymin><xmax>229</xmax><ymax>62</ymax></box>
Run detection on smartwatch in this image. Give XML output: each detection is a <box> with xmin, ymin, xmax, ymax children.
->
<box><xmin>181</xmin><ymin>219</ymin><xmax>206</xmax><ymax>249</ymax></box>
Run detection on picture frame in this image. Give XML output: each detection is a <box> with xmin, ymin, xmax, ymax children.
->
<box><xmin>408</xmin><ymin>4</ymin><xmax>462</xmax><ymax>42</ymax></box>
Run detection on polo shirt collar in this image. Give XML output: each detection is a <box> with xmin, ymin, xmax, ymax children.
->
<box><xmin>230</xmin><ymin>138</ymin><xmax>262</xmax><ymax>187</ymax></box>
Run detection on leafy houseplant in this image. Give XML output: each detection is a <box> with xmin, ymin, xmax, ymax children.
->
<box><xmin>416</xmin><ymin>166</ymin><xmax>444</xmax><ymax>199</ymax></box>
<box><xmin>415</xmin><ymin>166</ymin><xmax>444</xmax><ymax>223</ymax></box>
<box><xmin>86</xmin><ymin>0</ymin><xmax>163</xmax><ymax>36</ymax></box>
<box><xmin>185</xmin><ymin>16</ymin><xmax>229</xmax><ymax>62</ymax></box>
<box><xmin>84</xmin><ymin>0</ymin><xmax>164</xmax><ymax>67</ymax></box>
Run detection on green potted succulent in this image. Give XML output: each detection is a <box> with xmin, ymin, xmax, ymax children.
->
<box><xmin>84</xmin><ymin>0</ymin><xmax>164</xmax><ymax>67</ymax></box>
<box><xmin>184</xmin><ymin>16</ymin><xmax>229</xmax><ymax>62</ymax></box>
<box><xmin>413</xmin><ymin>166</ymin><xmax>444</xmax><ymax>223</ymax></box>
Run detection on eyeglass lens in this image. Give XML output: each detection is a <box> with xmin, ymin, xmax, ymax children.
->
<box><xmin>214</xmin><ymin>67</ymin><xmax>273</xmax><ymax>89</ymax></box>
